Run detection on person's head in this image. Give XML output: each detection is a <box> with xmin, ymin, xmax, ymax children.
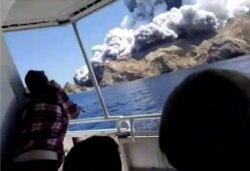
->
<box><xmin>159</xmin><ymin>69</ymin><xmax>250</xmax><ymax>171</ymax></box>
<box><xmin>63</xmin><ymin>136</ymin><xmax>122</xmax><ymax>171</ymax></box>
<box><xmin>25</xmin><ymin>70</ymin><xmax>49</xmax><ymax>95</ymax></box>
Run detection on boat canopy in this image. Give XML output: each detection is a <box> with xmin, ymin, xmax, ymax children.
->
<box><xmin>2</xmin><ymin>0</ymin><xmax>115</xmax><ymax>32</ymax></box>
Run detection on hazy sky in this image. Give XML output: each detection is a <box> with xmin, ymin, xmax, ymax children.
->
<box><xmin>4</xmin><ymin>0</ymin><xmax>128</xmax><ymax>86</ymax></box>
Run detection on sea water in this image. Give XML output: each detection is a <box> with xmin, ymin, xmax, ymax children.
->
<box><xmin>68</xmin><ymin>55</ymin><xmax>250</xmax><ymax>132</ymax></box>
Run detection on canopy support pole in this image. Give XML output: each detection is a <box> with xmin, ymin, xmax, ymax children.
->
<box><xmin>72</xmin><ymin>22</ymin><xmax>109</xmax><ymax>119</ymax></box>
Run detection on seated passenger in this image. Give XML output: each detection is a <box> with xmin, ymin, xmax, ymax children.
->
<box><xmin>63</xmin><ymin>136</ymin><xmax>122</xmax><ymax>171</ymax></box>
<box><xmin>159</xmin><ymin>69</ymin><xmax>250</xmax><ymax>171</ymax></box>
<box><xmin>13</xmin><ymin>70</ymin><xmax>80</xmax><ymax>171</ymax></box>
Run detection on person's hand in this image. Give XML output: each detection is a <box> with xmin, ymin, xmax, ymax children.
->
<box><xmin>49</xmin><ymin>80</ymin><xmax>61</xmax><ymax>89</ymax></box>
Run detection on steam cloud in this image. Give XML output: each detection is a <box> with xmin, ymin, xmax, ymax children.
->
<box><xmin>74</xmin><ymin>0</ymin><xmax>250</xmax><ymax>86</ymax></box>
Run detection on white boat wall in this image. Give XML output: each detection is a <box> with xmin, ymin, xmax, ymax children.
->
<box><xmin>1</xmin><ymin>0</ymin><xmax>25</xmax><ymax>168</ymax></box>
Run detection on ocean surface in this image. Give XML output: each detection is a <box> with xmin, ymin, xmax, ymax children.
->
<box><xmin>68</xmin><ymin>55</ymin><xmax>250</xmax><ymax>132</ymax></box>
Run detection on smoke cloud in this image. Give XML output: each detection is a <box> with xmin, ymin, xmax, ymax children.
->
<box><xmin>74</xmin><ymin>0</ymin><xmax>250</xmax><ymax>86</ymax></box>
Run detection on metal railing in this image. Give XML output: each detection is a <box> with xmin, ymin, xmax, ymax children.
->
<box><xmin>67</xmin><ymin>113</ymin><xmax>161</xmax><ymax>138</ymax></box>
<box><xmin>70</xmin><ymin>22</ymin><xmax>162</xmax><ymax>139</ymax></box>
<box><xmin>72</xmin><ymin>22</ymin><xmax>110</xmax><ymax>119</ymax></box>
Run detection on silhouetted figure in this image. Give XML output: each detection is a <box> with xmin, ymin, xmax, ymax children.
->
<box><xmin>159</xmin><ymin>69</ymin><xmax>250</xmax><ymax>171</ymax></box>
<box><xmin>13</xmin><ymin>70</ymin><xmax>80</xmax><ymax>171</ymax></box>
<box><xmin>63</xmin><ymin>136</ymin><xmax>122</xmax><ymax>171</ymax></box>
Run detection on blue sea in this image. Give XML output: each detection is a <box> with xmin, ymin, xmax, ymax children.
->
<box><xmin>68</xmin><ymin>56</ymin><xmax>250</xmax><ymax>132</ymax></box>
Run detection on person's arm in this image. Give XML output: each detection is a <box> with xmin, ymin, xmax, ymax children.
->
<box><xmin>57</xmin><ymin>89</ymin><xmax>80</xmax><ymax>119</ymax></box>
<box><xmin>49</xmin><ymin>80</ymin><xmax>62</xmax><ymax>89</ymax></box>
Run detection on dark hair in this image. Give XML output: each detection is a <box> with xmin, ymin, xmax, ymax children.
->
<box><xmin>63</xmin><ymin>136</ymin><xmax>122</xmax><ymax>171</ymax></box>
<box><xmin>25</xmin><ymin>70</ymin><xmax>49</xmax><ymax>94</ymax></box>
<box><xmin>25</xmin><ymin>70</ymin><xmax>58</xmax><ymax>102</ymax></box>
<box><xmin>159</xmin><ymin>69</ymin><xmax>250</xmax><ymax>171</ymax></box>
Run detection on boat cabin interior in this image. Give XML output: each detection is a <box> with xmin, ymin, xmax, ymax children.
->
<box><xmin>1</xmin><ymin>0</ymin><xmax>250</xmax><ymax>171</ymax></box>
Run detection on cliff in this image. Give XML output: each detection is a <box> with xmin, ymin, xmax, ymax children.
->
<box><xmin>75</xmin><ymin>17</ymin><xmax>250</xmax><ymax>87</ymax></box>
<box><xmin>98</xmin><ymin>17</ymin><xmax>250</xmax><ymax>86</ymax></box>
<box><xmin>63</xmin><ymin>82</ymin><xmax>88</xmax><ymax>94</ymax></box>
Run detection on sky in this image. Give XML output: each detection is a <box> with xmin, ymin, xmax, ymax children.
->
<box><xmin>4</xmin><ymin>0</ymin><xmax>129</xmax><ymax>87</ymax></box>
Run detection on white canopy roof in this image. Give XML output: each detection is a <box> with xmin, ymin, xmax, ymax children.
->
<box><xmin>2</xmin><ymin>0</ymin><xmax>115</xmax><ymax>32</ymax></box>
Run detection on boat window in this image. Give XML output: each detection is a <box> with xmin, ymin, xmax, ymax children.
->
<box><xmin>3</xmin><ymin>26</ymin><xmax>105</xmax><ymax>124</ymax></box>
<box><xmin>4</xmin><ymin>0</ymin><xmax>250</xmax><ymax>132</ymax></box>
<box><xmin>74</xmin><ymin>0</ymin><xmax>250</xmax><ymax>120</ymax></box>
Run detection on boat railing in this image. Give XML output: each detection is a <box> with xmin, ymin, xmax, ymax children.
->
<box><xmin>67</xmin><ymin>24</ymin><xmax>162</xmax><ymax>140</ymax></box>
<box><xmin>67</xmin><ymin>113</ymin><xmax>161</xmax><ymax>139</ymax></box>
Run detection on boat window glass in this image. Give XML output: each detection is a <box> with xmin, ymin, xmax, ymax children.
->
<box><xmin>4</xmin><ymin>0</ymin><xmax>250</xmax><ymax>132</ymax></box>
<box><xmin>75</xmin><ymin>0</ymin><xmax>250</xmax><ymax>120</ymax></box>
<box><xmin>3</xmin><ymin>26</ymin><xmax>105</xmax><ymax>128</ymax></box>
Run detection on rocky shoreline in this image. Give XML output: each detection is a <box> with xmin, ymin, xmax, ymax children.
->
<box><xmin>73</xmin><ymin>17</ymin><xmax>250</xmax><ymax>89</ymax></box>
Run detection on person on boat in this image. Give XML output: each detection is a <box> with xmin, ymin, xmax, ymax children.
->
<box><xmin>12</xmin><ymin>70</ymin><xmax>80</xmax><ymax>171</ymax></box>
<box><xmin>63</xmin><ymin>136</ymin><xmax>122</xmax><ymax>171</ymax></box>
<box><xmin>159</xmin><ymin>69</ymin><xmax>250</xmax><ymax>171</ymax></box>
